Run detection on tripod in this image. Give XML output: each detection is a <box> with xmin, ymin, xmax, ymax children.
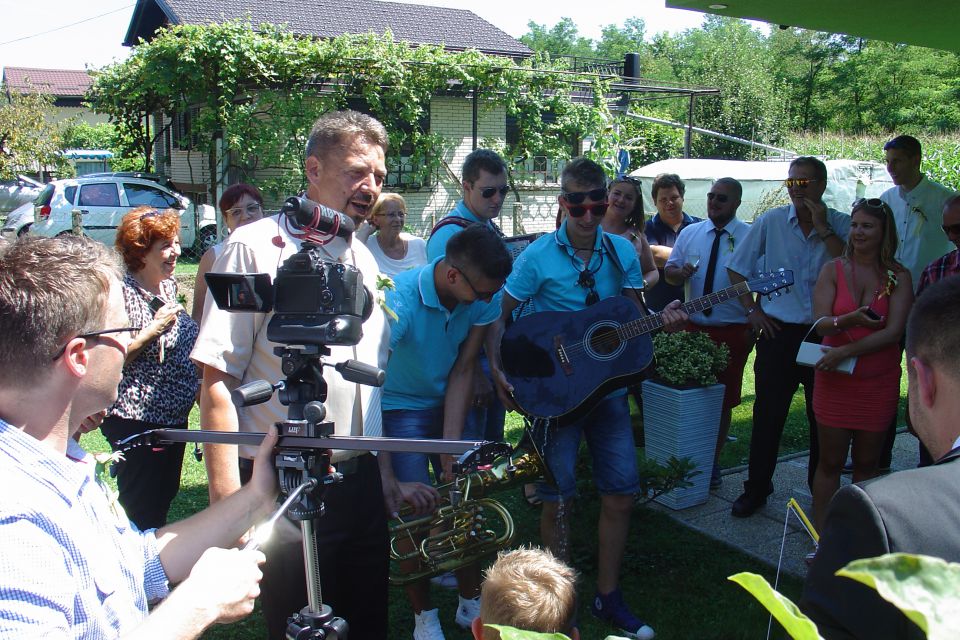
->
<box><xmin>119</xmin><ymin>345</ymin><xmax>511</xmax><ymax>639</ymax></box>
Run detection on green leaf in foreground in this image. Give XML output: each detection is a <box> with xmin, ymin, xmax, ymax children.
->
<box><xmin>837</xmin><ymin>552</ymin><xmax>960</xmax><ymax>640</ymax></box>
<box><xmin>728</xmin><ymin>572</ymin><xmax>824</xmax><ymax>640</ymax></box>
<box><xmin>485</xmin><ymin>625</ymin><xmax>570</xmax><ymax>640</ymax></box>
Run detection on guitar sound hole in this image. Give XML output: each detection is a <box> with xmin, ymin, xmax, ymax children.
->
<box><xmin>588</xmin><ymin>326</ymin><xmax>621</xmax><ymax>356</ymax></box>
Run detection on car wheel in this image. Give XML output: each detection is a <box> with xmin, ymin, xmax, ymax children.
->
<box><xmin>17</xmin><ymin>223</ymin><xmax>32</xmax><ymax>237</ymax></box>
<box><xmin>196</xmin><ymin>226</ymin><xmax>218</xmax><ymax>255</ymax></box>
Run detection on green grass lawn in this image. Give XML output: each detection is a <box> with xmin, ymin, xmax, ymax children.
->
<box><xmin>81</xmin><ymin>404</ymin><xmax>807</xmax><ymax>639</ymax></box>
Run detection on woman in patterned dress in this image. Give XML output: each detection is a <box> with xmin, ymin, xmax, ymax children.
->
<box><xmin>101</xmin><ymin>207</ymin><xmax>200</xmax><ymax>530</ymax></box>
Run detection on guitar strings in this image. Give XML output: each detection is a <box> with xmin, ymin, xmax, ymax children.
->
<box><xmin>546</xmin><ymin>284</ymin><xmax>750</xmax><ymax>360</ymax></box>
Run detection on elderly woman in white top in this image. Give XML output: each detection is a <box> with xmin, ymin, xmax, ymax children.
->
<box><xmin>357</xmin><ymin>193</ymin><xmax>427</xmax><ymax>276</ymax></box>
<box><xmin>191</xmin><ymin>183</ymin><xmax>265</xmax><ymax>324</ymax></box>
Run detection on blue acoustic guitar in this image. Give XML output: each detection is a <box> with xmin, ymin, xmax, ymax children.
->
<box><xmin>500</xmin><ymin>270</ymin><xmax>794</xmax><ymax>424</ymax></box>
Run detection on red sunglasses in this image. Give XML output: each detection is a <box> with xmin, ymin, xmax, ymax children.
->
<box><xmin>563</xmin><ymin>200</ymin><xmax>608</xmax><ymax>218</ymax></box>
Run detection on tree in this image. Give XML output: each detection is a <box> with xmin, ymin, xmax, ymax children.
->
<box><xmin>519</xmin><ymin>18</ymin><xmax>595</xmax><ymax>60</ymax></box>
<box><xmin>90</xmin><ymin>21</ymin><xmax>621</xmax><ymax>202</ymax></box>
<box><xmin>0</xmin><ymin>92</ymin><xmax>69</xmax><ymax>179</ymax></box>
<box><xmin>654</xmin><ymin>17</ymin><xmax>789</xmax><ymax>158</ymax></box>
<box><xmin>61</xmin><ymin>121</ymin><xmax>142</xmax><ymax>172</ymax></box>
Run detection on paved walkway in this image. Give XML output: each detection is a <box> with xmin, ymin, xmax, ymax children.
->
<box><xmin>648</xmin><ymin>430</ymin><xmax>920</xmax><ymax>580</ymax></box>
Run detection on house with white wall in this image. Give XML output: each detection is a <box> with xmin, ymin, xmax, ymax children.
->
<box><xmin>3</xmin><ymin>67</ymin><xmax>108</xmax><ymax>127</ymax></box>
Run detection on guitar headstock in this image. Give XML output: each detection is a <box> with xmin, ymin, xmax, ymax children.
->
<box><xmin>748</xmin><ymin>269</ymin><xmax>794</xmax><ymax>299</ymax></box>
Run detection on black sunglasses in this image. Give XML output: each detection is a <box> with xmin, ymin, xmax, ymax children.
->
<box><xmin>479</xmin><ymin>185</ymin><xmax>510</xmax><ymax>199</ymax></box>
<box><xmin>577</xmin><ymin>271</ymin><xmax>600</xmax><ymax>306</ymax></box>
<box><xmin>451</xmin><ymin>264</ymin><xmax>504</xmax><ymax>302</ymax></box>
<box><xmin>610</xmin><ymin>176</ymin><xmax>642</xmax><ymax>189</ymax></box>
<box><xmin>707</xmin><ymin>192</ymin><xmax>729</xmax><ymax>204</ymax></box>
<box><xmin>52</xmin><ymin>326</ymin><xmax>141</xmax><ymax>361</ymax></box>
<box><xmin>942</xmin><ymin>222</ymin><xmax>960</xmax><ymax>236</ymax></box>
<box><xmin>561</xmin><ymin>188</ymin><xmax>607</xmax><ymax>205</ymax></box>
<box><xmin>566</xmin><ymin>201</ymin><xmax>608</xmax><ymax>218</ymax></box>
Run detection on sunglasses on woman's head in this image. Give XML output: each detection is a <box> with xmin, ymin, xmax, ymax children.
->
<box><xmin>853</xmin><ymin>197</ymin><xmax>885</xmax><ymax>210</ymax></box>
<box><xmin>561</xmin><ymin>188</ymin><xmax>607</xmax><ymax>205</ymax></box>
<box><xmin>479</xmin><ymin>185</ymin><xmax>510</xmax><ymax>199</ymax></box>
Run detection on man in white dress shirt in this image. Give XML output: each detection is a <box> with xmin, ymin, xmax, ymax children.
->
<box><xmin>725</xmin><ymin>157</ymin><xmax>851</xmax><ymax>518</ymax></box>
<box><xmin>665</xmin><ymin>178</ymin><xmax>754</xmax><ymax>489</ymax></box>
<box><xmin>874</xmin><ymin>135</ymin><xmax>954</xmax><ymax>471</ymax></box>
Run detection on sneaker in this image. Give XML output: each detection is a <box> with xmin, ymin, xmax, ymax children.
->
<box><xmin>413</xmin><ymin>608</ymin><xmax>445</xmax><ymax>640</ymax></box>
<box><xmin>430</xmin><ymin>571</ymin><xmax>458</xmax><ymax>589</ymax></box>
<box><xmin>591</xmin><ymin>588</ymin><xmax>655</xmax><ymax>640</ymax></box>
<box><xmin>455</xmin><ymin>595</ymin><xmax>481</xmax><ymax>629</ymax></box>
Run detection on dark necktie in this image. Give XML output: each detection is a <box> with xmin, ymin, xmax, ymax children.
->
<box><xmin>702</xmin><ymin>227</ymin><xmax>726</xmax><ymax>317</ymax></box>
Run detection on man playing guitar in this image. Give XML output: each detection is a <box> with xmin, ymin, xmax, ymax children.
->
<box><xmin>489</xmin><ymin>158</ymin><xmax>687</xmax><ymax>640</ymax></box>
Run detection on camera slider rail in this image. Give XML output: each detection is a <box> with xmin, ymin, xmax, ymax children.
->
<box><xmin>116</xmin><ymin>429</ymin><xmax>513</xmax><ymax>476</ymax></box>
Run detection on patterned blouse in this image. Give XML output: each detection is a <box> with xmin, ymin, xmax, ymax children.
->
<box><xmin>106</xmin><ymin>273</ymin><xmax>199</xmax><ymax>425</ymax></box>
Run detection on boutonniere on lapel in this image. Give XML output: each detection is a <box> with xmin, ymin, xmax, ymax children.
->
<box><xmin>910</xmin><ymin>205</ymin><xmax>928</xmax><ymax>236</ymax></box>
<box><xmin>376</xmin><ymin>273</ymin><xmax>398</xmax><ymax>321</ymax></box>
<box><xmin>727</xmin><ymin>235</ymin><xmax>736</xmax><ymax>253</ymax></box>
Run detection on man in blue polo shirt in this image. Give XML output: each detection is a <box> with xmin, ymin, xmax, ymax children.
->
<box><xmin>426</xmin><ymin>149</ymin><xmax>508</xmax><ymax>261</ymax></box>
<box><xmin>427</xmin><ymin>148</ymin><xmax>512</xmax><ymax>455</ymax></box>
<box><xmin>383</xmin><ymin>223</ymin><xmax>513</xmax><ymax>640</ymax></box>
<box><xmin>490</xmin><ymin>158</ymin><xmax>687</xmax><ymax>640</ymax></box>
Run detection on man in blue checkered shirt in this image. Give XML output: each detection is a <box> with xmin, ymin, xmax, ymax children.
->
<box><xmin>0</xmin><ymin>236</ymin><xmax>279</xmax><ymax>639</ymax></box>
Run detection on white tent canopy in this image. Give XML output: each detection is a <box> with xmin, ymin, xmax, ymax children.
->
<box><xmin>630</xmin><ymin>158</ymin><xmax>894</xmax><ymax>221</ymax></box>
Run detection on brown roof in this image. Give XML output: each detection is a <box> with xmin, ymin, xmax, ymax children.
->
<box><xmin>125</xmin><ymin>0</ymin><xmax>531</xmax><ymax>57</ymax></box>
<box><xmin>2</xmin><ymin>67</ymin><xmax>93</xmax><ymax>97</ymax></box>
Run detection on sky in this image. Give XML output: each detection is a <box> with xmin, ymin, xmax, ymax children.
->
<box><xmin>0</xmin><ymin>0</ymin><xmax>708</xmax><ymax>72</ymax></box>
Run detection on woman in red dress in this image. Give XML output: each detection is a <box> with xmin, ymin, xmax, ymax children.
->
<box><xmin>810</xmin><ymin>198</ymin><xmax>913</xmax><ymax>532</ymax></box>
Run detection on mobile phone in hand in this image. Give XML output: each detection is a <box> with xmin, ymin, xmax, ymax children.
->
<box><xmin>149</xmin><ymin>296</ymin><xmax>165</xmax><ymax>314</ymax></box>
<box><xmin>863</xmin><ymin>308</ymin><xmax>881</xmax><ymax>321</ymax></box>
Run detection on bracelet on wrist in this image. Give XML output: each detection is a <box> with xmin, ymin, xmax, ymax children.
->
<box><xmin>819</xmin><ymin>228</ymin><xmax>837</xmax><ymax>240</ymax></box>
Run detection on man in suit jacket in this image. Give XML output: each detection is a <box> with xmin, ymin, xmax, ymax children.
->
<box><xmin>800</xmin><ymin>276</ymin><xmax>960</xmax><ymax>639</ymax></box>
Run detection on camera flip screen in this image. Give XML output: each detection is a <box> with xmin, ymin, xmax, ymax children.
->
<box><xmin>205</xmin><ymin>273</ymin><xmax>274</xmax><ymax>313</ymax></box>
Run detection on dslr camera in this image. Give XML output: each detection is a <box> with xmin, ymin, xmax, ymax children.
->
<box><xmin>205</xmin><ymin>196</ymin><xmax>373</xmax><ymax>347</ymax></box>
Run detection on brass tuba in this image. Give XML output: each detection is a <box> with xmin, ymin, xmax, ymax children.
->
<box><xmin>388</xmin><ymin>428</ymin><xmax>550</xmax><ymax>585</ymax></box>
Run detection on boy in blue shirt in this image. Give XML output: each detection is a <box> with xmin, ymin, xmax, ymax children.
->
<box><xmin>383</xmin><ymin>223</ymin><xmax>513</xmax><ymax>640</ymax></box>
<box><xmin>490</xmin><ymin>158</ymin><xmax>687</xmax><ymax>640</ymax></box>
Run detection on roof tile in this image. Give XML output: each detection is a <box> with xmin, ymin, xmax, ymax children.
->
<box><xmin>158</xmin><ymin>0</ymin><xmax>531</xmax><ymax>57</ymax></box>
<box><xmin>2</xmin><ymin>67</ymin><xmax>93</xmax><ymax>97</ymax></box>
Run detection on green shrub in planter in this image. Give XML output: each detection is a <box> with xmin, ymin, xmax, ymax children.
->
<box><xmin>652</xmin><ymin>330</ymin><xmax>730</xmax><ymax>388</ymax></box>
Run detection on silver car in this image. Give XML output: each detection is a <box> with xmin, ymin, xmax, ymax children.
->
<box><xmin>0</xmin><ymin>201</ymin><xmax>36</xmax><ymax>239</ymax></box>
<box><xmin>0</xmin><ymin>175</ymin><xmax>43</xmax><ymax>216</ymax></box>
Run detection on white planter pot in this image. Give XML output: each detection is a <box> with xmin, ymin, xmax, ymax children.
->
<box><xmin>641</xmin><ymin>379</ymin><xmax>724</xmax><ymax>509</ymax></box>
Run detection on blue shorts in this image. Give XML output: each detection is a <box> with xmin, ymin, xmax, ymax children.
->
<box><xmin>538</xmin><ymin>395</ymin><xmax>640</xmax><ymax>501</ymax></box>
<box><xmin>382</xmin><ymin>406</ymin><xmax>483</xmax><ymax>484</ymax></box>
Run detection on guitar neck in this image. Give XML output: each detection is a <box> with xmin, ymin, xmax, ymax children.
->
<box><xmin>623</xmin><ymin>281</ymin><xmax>750</xmax><ymax>337</ymax></box>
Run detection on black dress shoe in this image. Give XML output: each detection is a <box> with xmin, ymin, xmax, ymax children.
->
<box><xmin>731</xmin><ymin>492</ymin><xmax>767</xmax><ymax>518</ymax></box>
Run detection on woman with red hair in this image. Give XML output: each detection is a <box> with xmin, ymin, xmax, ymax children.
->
<box><xmin>101</xmin><ymin>206</ymin><xmax>200</xmax><ymax>530</ymax></box>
